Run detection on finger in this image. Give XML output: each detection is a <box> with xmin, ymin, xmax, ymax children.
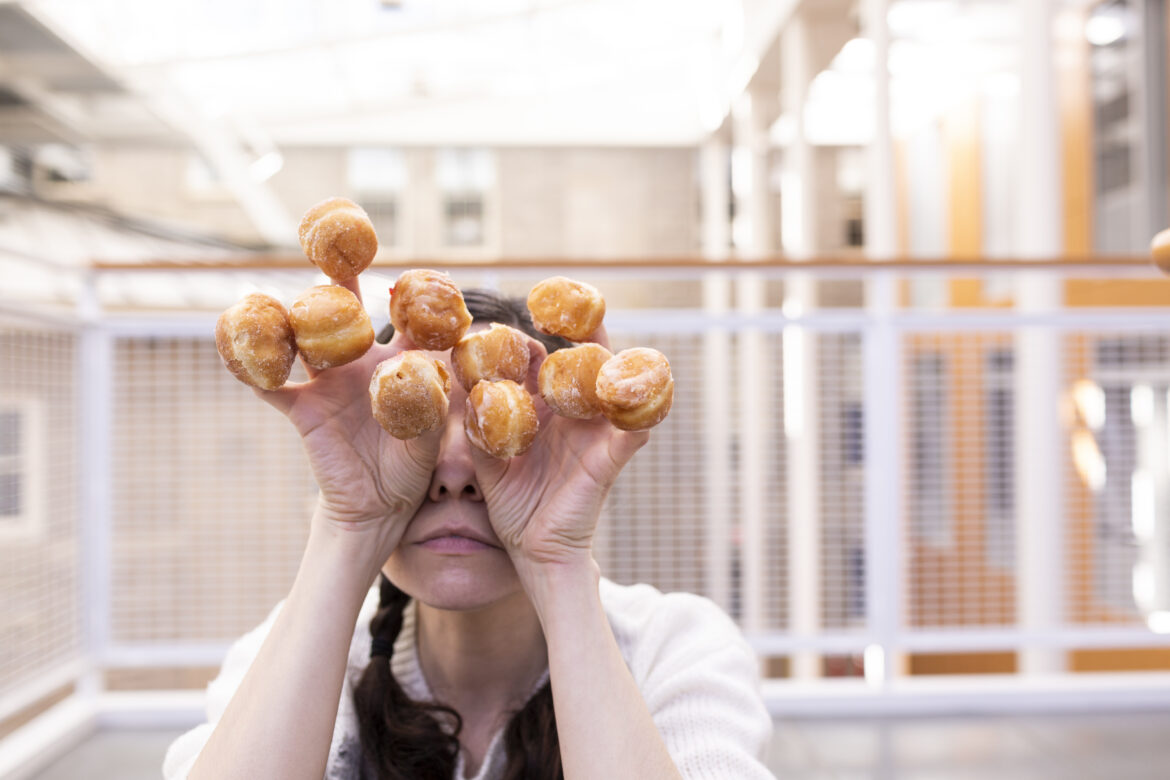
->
<box><xmin>466</xmin><ymin>430</ymin><xmax>510</xmax><ymax>485</ymax></box>
<box><xmin>336</xmin><ymin>276</ymin><xmax>363</xmax><ymax>305</ymax></box>
<box><xmin>298</xmin><ymin>352</ymin><xmax>322</xmax><ymax>380</ymax></box>
<box><xmin>250</xmin><ymin>381</ymin><xmax>303</xmax><ymax>415</ymax></box>
<box><xmin>607</xmin><ymin>428</ymin><xmax>650</xmax><ymax>470</ymax></box>
<box><xmin>585</xmin><ymin>323</ymin><xmax>611</xmax><ymax>350</ymax></box>
<box><xmin>523</xmin><ymin>336</ymin><xmax>548</xmax><ymax>397</ymax></box>
<box><xmin>386</xmin><ymin>328</ymin><xmax>420</xmax><ymax>354</ymax></box>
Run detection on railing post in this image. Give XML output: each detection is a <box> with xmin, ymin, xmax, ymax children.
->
<box><xmin>77</xmin><ymin>270</ymin><xmax>112</xmax><ymax>700</ymax></box>
<box><xmin>701</xmin><ymin>135</ymin><xmax>733</xmax><ymax>612</ymax></box>
<box><xmin>864</xmin><ymin>271</ymin><xmax>902</xmax><ymax>688</ymax></box>
<box><xmin>1017</xmin><ymin>0</ymin><xmax>1066</xmax><ymax>675</ymax></box>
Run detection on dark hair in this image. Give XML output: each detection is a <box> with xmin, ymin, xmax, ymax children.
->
<box><xmin>376</xmin><ymin>288</ymin><xmax>572</xmax><ymax>355</ymax></box>
<box><xmin>354</xmin><ymin>576</ymin><xmax>561</xmax><ymax>779</ymax></box>
<box><xmin>357</xmin><ymin>288</ymin><xmax>564</xmax><ymax>778</ymax></box>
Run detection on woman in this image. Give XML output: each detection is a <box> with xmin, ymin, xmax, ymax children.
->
<box><xmin>164</xmin><ymin>282</ymin><xmax>774</xmax><ymax>779</ymax></box>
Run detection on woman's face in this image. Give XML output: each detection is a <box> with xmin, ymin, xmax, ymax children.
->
<box><xmin>381</xmin><ymin>325</ymin><xmax>529</xmax><ymax>611</ymax></box>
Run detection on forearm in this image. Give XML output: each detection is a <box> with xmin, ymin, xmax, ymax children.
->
<box><xmin>189</xmin><ymin>518</ymin><xmax>386</xmax><ymax>780</ymax></box>
<box><xmin>522</xmin><ymin>560</ymin><xmax>682</xmax><ymax>780</ymax></box>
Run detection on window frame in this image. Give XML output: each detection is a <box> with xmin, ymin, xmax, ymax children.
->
<box><xmin>0</xmin><ymin>397</ymin><xmax>45</xmax><ymax>541</ymax></box>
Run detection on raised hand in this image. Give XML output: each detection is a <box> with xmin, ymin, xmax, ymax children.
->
<box><xmin>469</xmin><ymin>329</ymin><xmax>649</xmax><ymax>571</ymax></box>
<box><xmin>252</xmin><ymin>279</ymin><xmax>440</xmax><ymax>552</ymax></box>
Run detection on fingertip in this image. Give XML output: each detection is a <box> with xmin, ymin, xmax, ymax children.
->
<box><xmin>251</xmin><ymin>382</ymin><xmax>300</xmax><ymax>413</ymax></box>
<box><xmin>611</xmin><ymin>427</ymin><xmax>650</xmax><ymax>463</ymax></box>
<box><xmin>388</xmin><ymin>330</ymin><xmax>419</xmax><ymax>354</ymax></box>
<box><xmin>587</xmin><ymin>323</ymin><xmax>611</xmax><ymax>350</ymax></box>
<box><xmin>335</xmin><ymin>276</ymin><xmax>364</xmax><ymax>304</ymax></box>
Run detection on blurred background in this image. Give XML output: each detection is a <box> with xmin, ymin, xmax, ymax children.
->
<box><xmin>2</xmin><ymin>0</ymin><xmax>1170</xmax><ymax>777</ymax></box>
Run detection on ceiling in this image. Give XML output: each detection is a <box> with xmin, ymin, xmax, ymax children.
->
<box><xmin>10</xmin><ymin>0</ymin><xmax>743</xmax><ymax>147</ymax></box>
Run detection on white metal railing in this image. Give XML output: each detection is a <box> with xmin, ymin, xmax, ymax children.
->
<box><xmin>3</xmin><ymin>258</ymin><xmax>1170</xmax><ymax>773</ymax></box>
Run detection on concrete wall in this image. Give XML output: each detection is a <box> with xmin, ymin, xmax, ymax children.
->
<box><xmin>53</xmin><ymin>145</ymin><xmax>699</xmax><ymax>258</ymax></box>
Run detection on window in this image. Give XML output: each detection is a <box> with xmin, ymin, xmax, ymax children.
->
<box><xmin>0</xmin><ymin>399</ymin><xmax>43</xmax><ymax>539</ymax></box>
<box><xmin>348</xmin><ymin>148</ymin><xmax>406</xmax><ymax>248</ymax></box>
<box><xmin>437</xmin><ymin>149</ymin><xmax>494</xmax><ymax>248</ymax></box>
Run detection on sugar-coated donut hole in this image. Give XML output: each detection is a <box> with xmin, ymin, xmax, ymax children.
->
<box><xmin>595</xmin><ymin>347</ymin><xmax>674</xmax><ymax>431</ymax></box>
<box><xmin>297</xmin><ymin>197</ymin><xmax>378</xmax><ymax>280</ymax></box>
<box><xmin>464</xmin><ymin>380</ymin><xmax>539</xmax><ymax>459</ymax></box>
<box><xmin>538</xmin><ymin>342</ymin><xmax>612</xmax><ymax>419</ymax></box>
<box><xmin>215</xmin><ymin>293</ymin><xmax>298</xmax><ymax>391</ymax></box>
<box><xmin>389</xmin><ymin>269</ymin><xmax>473</xmax><ymax>351</ymax></box>
<box><xmin>289</xmin><ymin>285</ymin><xmax>375</xmax><ymax>370</ymax></box>
<box><xmin>526</xmin><ymin>276</ymin><xmax>606</xmax><ymax>342</ymax></box>
<box><xmin>451</xmin><ymin>323</ymin><xmax>530</xmax><ymax>392</ymax></box>
<box><xmin>369</xmin><ymin>351</ymin><xmax>452</xmax><ymax>440</ymax></box>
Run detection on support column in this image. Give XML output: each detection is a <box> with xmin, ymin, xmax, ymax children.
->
<box><xmin>701</xmin><ymin>136</ymin><xmax>734</xmax><ymax>613</ymax></box>
<box><xmin>780</xmin><ymin>12</ymin><xmax>822</xmax><ymax>680</ymax></box>
<box><xmin>863</xmin><ymin>0</ymin><xmax>898</xmax><ymax>261</ymax></box>
<box><xmin>733</xmin><ymin>84</ymin><xmax>774</xmax><ymax>637</ymax></box>
<box><xmin>1016</xmin><ymin>0</ymin><xmax>1065</xmax><ymax>675</ymax></box>
<box><xmin>861</xmin><ymin>0</ymin><xmax>901</xmax><ymax>688</ymax></box>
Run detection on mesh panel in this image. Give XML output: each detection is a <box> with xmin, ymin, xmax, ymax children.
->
<box><xmin>759</xmin><ymin>331</ymin><xmax>788</xmax><ymax>631</ymax></box>
<box><xmin>596</xmin><ymin>331</ymin><xmax>709</xmax><ymax>597</ymax></box>
<box><xmin>904</xmin><ymin>332</ymin><xmax>1017</xmax><ymax>629</ymax></box>
<box><xmin>1065</xmin><ymin>332</ymin><xmax>1170</xmax><ymax>626</ymax></box>
<box><xmin>109</xmin><ymin>337</ymin><xmax>313</xmax><ymax>643</ymax></box>
<box><xmin>0</xmin><ymin>319</ymin><xmax>80</xmax><ymax>696</ymax></box>
<box><xmin>818</xmin><ymin>333</ymin><xmax>865</xmax><ymax>630</ymax></box>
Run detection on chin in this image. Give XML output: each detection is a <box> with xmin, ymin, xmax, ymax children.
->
<box><xmin>383</xmin><ymin>544</ymin><xmax>523</xmax><ymax>612</ymax></box>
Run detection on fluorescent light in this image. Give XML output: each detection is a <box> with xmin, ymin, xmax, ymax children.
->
<box><xmin>1071</xmin><ymin>430</ymin><xmax>1107</xmax><ymax>492</ymax></box>
<box><xmin>864</xmin><ymin>644</ymin><xmax>885</xmax><ymax>687</ymax></box>
<box><xmin>1085</xmin><ymin>14</ymin><xmax>1126</xmax><ymax>47</ymax></box>
<box><xmin>1072</xmin><ymin>379</ymin><xmax>1106</xmax><ymax>431</ymax></box>
<box><xmin>1132</xmin><ymin>470</ymin><xmax>1155</xmax><ymax>542</ymax></box>
<box><xmin>1132</xmin><ymin>385</ymin><xmax>1154</xmax><ymax>428</ymax></box>
<box><xmin>1133</xmin><ymin>561</ymin><xmax>1155</xmax><ymax>612</ymax></box>
<box><xmin>249</xmin><ymin>151</ymin><xmax>284</xmax><ymax>183</ymax></box>
<box><xmin>1148</xmin><ymin>611</ymin><xmax>1170</xmax><ymax>634</ymax></box>
<box><xmin>833</xmin><ymin>38</ymin><xmax>876</xmax><ymax>75</ymax></box>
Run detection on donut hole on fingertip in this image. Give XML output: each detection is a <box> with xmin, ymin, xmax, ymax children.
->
<box><xmin>369</xmin><ymin>351</ymin><xmax>452</xmax><ymax>440</ymax></box>
<box><xmin>595</xmin><ymin>347</ymin><xmax>675</xmax><ymax>431</ymax></box>
<box><xmin>464</xmin><ymin>380</ymin><xmax>539</xmax><ymax>459</ymax></box>
<box><xmin>289</xmin><ymin>285</ymin><xmax>375</xmax><ymax>370</ymax></box>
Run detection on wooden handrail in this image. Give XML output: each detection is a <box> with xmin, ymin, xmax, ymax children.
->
<box><xmin>88</xmin><ymin>255</ymin><xmax>1161</xmax><ymax>271</ymax></box>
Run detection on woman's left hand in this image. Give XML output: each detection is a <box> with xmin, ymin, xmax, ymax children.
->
<box><xmin>469</xmin><ymin>335</ymin><xmax>649</xmax><ymax>572</ymax></box>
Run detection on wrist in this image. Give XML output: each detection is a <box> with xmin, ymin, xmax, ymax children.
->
<box><xmin>514</xmin><ymin>556</ymin><xmax>602</xmax><ymax>626</ymax></box>
<box><xmin>305</xmin><ymin>507</ymin><xmax>404</xmax><ymax>586</ymax></box>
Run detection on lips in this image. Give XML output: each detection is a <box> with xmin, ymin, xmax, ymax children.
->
<box><xmin>417</xmin><ymin>524</ymin><xmax>501</xmax><ymax>548</ymax></box>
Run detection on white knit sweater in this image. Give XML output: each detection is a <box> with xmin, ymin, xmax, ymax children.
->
<box><xmin>163</xmin><ymin>578</ymin><xmax>775</xmax><ymax>779</ymax></box>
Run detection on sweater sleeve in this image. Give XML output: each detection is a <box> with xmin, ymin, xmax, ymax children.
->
<box><xmin>161</xmin><ymin>600</ymin><xmax>286</xmax><ymax>780</ymax></box>
<box><xmin>607</xmin><ymin>584</ymin><xmax>776</xmax><ymax>779</ymax></box>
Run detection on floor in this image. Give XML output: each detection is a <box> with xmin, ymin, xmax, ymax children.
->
<box><xmin>27</xmin><ymin>711</ymin><xmax>1170</xmax><ymax>779</ymax></box>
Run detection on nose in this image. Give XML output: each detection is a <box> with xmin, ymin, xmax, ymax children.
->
<box><xmin>427</xmin><ymin>399</ymin><xmax>484</xmax><ymax>502</ymax></box>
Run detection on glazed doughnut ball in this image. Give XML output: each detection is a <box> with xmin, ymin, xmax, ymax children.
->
<box><xmin>464</xmin><ymin>380</ymin><xmax>539</xmax><ymax>459</ymax></box>
<box><xmin>450</xmin><ymin>323</ymin><xmax>530</xmax><ymax>392</ymax></box>
<box><xmin>297</xmin><ymin>197</ymin><xmax>379</xmax><ymax>281</ymax></box>
<box><xmin>1152</xmin><ymin>228</ymin><xmax>1170</xmax><ymax>275</ymax></box>
<box><xmin>289</xmin><ymin>285</ymin><xmax>375</xmax><ymax>371</ymax></box>
<box><xmin>595</xmin><ymin>347</ymin><xmax>674</xmax><ymax>431</ymax></box>
<box><xmin>369</xmin><ymin>351</ymin><xmax>452</xmax><ymax>440</ymax></box>
<box><xmin>526</xmin><ymin>276</ymin><xmax>606</xmax><ymax>342</ymax></box>
<box><xmin>215</xmin><ymin>293</ymin><xmax>298</xmax><ymax>391</ymax></box>
<box><xmin>538</xmin><ymin>342</ymin><xmax>613</xmax><ymax>419</ymax></box>
<box><xmin>388</xmin><ymin>269</ymin><xmax>473</xmax><ymax>351</ymax></box>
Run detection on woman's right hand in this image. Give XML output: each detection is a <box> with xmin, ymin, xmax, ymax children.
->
<box><xmin>251</xmin><ymin>279</ymin><xmax>439</xmax><ymax>558</ymax></box>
